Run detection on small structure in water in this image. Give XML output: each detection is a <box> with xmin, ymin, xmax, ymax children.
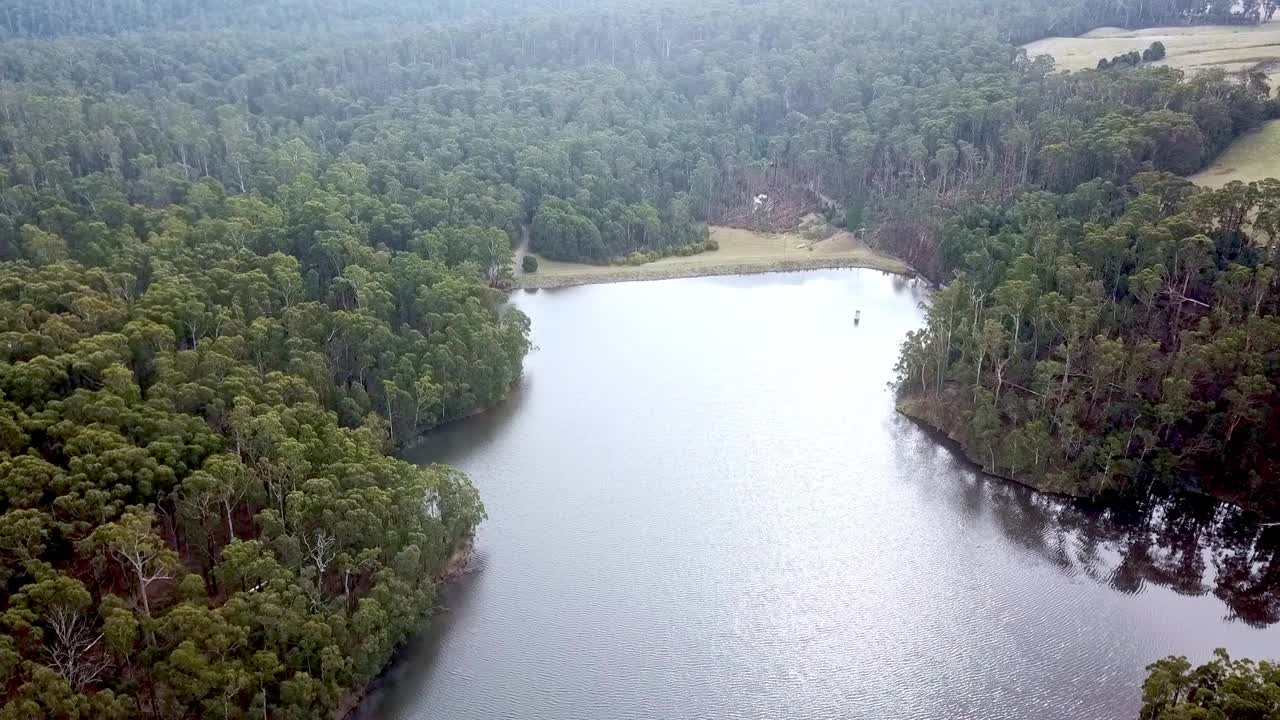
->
<box><xmin>854</xmin><ymin>309</ymin><xmax>861</xmax><ymax>325</ymax></box>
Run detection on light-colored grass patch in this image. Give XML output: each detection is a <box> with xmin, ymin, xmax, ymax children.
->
<box><xmin>1022</xmin><ymin>20</ymin><xmax>1280</xmax><ymax>86</ymax></box>
<box><xmin>516</xmin><ymin>224</ymin><xmax>910</xmax><ymax>289</ymax></box>
<box><xmin>1187</xmin><ymin>119</ymin><xmax>1280</xmax><ymax>187</ymax></box>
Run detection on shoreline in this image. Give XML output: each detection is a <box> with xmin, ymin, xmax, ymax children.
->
<box><xmin>395</xmin><ymin>371</ymin><xmax>525</xmax><ymax>454</ymax></box>
<box><xmin>895</xmin><ymin>397</ymin><xmax>1090</xmax><ymax>500</ymax></box>
<box><xmin>515</xmin><ymin>253</ymin><xmax>914</xmax><ymax>289</ymax></box>
<box><xmin>335</xmin><ymin>534</ymin><xmax>476</xmax><ymax>720</ymax></box>
<box><xmin>897</xmin><ymin>396</ymin><xmax>1279</xmax><ymax>519</ymax></box>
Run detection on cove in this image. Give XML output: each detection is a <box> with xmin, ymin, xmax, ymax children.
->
<box><xmin>358</xmin><ymin>269</ymin><xmax>1280</xmax><ymax>720</ymax></box>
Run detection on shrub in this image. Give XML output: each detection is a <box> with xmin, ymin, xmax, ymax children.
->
<box><xmin>522</xmin><ymin>255</ymin><xmax>538</xmax><ymax>273</ymax></box>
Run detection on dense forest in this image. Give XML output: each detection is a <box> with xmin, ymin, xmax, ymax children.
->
<box><xmin>0</xmin><ymin>82</ymin><xmax>528</xmax><ymax>720</ymax></box>
<box><xmin>1140</xmin><ymin>651</ymin><xmax>1280</xmax><ymax>718</ymax></box>
<box><xmin>1</xmin><ymin>0</ymin><xmax>1276</xmax><ymax>266</ymax></box>
<box><xmin>894</xmin><ymin>174</ymin><xmax>1280</xmax><ymax>515</ymax></box>
<box><xmin>1</xmin><ymin>0</ymin><xmax>1280</xmax><ymax>716</ymax></box>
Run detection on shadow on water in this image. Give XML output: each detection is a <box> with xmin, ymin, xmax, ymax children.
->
<box><xmin>349</xmin><ymin>384</ymin><xmax>532</xmax><ymax>718</ymax></box>
<box><xmin>892</xmin><ymin>415</ymin><xmax>1280</xmax><ymax>628</ymax></box>
<box><xmin>350</xmin><ymin>551</ymin><xmax>489</xmax><ymax>720</ymax></box>
<box><xmin>401</xmin><ymin>375</ymin><xmax>532</xmax><ymax>466</ymax></box>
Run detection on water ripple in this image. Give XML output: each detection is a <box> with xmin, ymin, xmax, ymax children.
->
<box><xmin>363</xmin><ymin>270</ymin><xmax>1280</xmax><ymax>720</ymax></box>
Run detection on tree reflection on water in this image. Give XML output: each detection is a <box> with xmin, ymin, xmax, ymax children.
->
<box><xmin>985</xmin><ymin>476</ymin><xmax>1280</xmax><ymax>627</ymax></box>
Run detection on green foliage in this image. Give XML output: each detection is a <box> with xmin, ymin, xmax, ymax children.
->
<box><xmin>845</xmin><ymin>203</ymin><xmax>866</xmax><ymax>234</ymax></box>
<box><xmin>0</xmin><ymin>224</ymin><xmax>505</xmax><ymax>716</ymax></box>
<box><xmin>1098</xmin><ymin>42</ymin><xmax>1165</xmax><ymax>70</ymax></box>
<box><xmin>1098</xmin><ymin>51</ymin><xmax>1139</xmax><ymax>70</ymax></box>
<box><xmin>0</xmin><ymin>0</ymin><xmax>603</xmax><ymax>38</ymax></box>
<box><xmin>522</xmin><ymin>255</ymin><xmax>539</xmax><ymax>273</ymax></box>
<box><xmin>1</xmin><ymin>0</ymin><xmax>1279</xmax><ymax>715</ymax></box>
<box><xmin>897</xmin><ymin>174</ymin><xmax>1280</xmax><ymax>515</ymax></box>
<box><xmin>1140</xmin><ymin>650</ymin><xmax>1280</xmax><ymax>719</ymax></box>
<box><xmin>0</xmin><ymin>0</ymin><xmax>1266</xmax><ymax>274</ymax></box>
<box><xmin>0</xmin><ymin>6</ymin><xmax>539</xmax><ymax>713</ymax></box>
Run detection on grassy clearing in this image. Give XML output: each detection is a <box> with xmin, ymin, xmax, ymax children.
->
<box><xmin>1022</xmin><ymin>23</ymin><xmax>1280</xmax><ymax>188</ymax></box>
<box><xmin>1021</xmin><ymin>21</ymin><xmax>1280</xmax><ymax>85</ymax></box>
<box><xmin>1187</xmin><ymin>119</ymin><xmax>1280</xmax><ymax>187</ymax></box>
<box><xmin>515</xmin><ymin>223</ymin><xmax>911</xmax><ymax>289</ymax></box>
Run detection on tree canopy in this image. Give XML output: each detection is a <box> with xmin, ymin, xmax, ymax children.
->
<box><xmin>2</xmin><ymin>0</ymin><xmax>1280</xmax><ymax>714</ymax></box>
<box><xmin>896</xmin><ymin>174</ymin><xmax>1280</xmax><ymax>516</ymax></box>
<box><xmin>1140</xmin><ymin>650</ymin><xmax>1280</xmax><ymax>719</ymax></box>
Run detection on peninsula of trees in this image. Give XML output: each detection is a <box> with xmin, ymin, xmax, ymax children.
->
<box><xmin>1</xmin><ymin>0</ymin><xmax>1280</xmax><ymax>717</ymax></box>
<box><xmin>894</xmin><ymin>174</ymin><xmax>1280</xmax><ymax>516</ymax></box>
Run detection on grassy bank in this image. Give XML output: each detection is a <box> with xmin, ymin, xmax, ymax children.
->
<box><xmin>1022</xmin><ymin>20</ymin><xmax>1280</xmax><ymax>85</ymax></box>
<box><xmin>516</xmin><ymin>224</ymin><xmax>911</xmax><ymax>289</ymax></box>
<box><xmin>1188</xmin><ymin>119</ymin><xmax>1280</xmax><ymax>187</ymax></box>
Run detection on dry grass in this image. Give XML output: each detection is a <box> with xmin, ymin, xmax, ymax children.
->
<box><xmin>1021</xmin><ymin>20</ymin><xmax>1280</xmax><ymax>86</ymax></box>
<box><xmin>1187</xmin><ymin>119</ymin><xmax>1280</xmax><ymax>187</ymax></box>
<box><xmin>516</xmin><ymin>223</ymin><xmax>911</xmax><ymax>289</ymax></box>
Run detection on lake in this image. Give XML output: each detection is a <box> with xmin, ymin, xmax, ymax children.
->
<box><xmin>358</xmin><ymin>269</ymin><xmax>1280</xmax><ymax>720</ymax></box>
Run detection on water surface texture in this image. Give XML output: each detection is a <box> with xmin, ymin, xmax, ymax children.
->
<box><xmin>362</xmin><ymin>269</ymin><xmax>1280</xmax><ymax>720</ymax></box>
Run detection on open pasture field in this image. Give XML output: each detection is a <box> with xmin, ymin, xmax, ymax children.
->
<box><xmin>1187</xmin><ymin>120</ymin><xmax>1280</xmax><ymax>187</ymax></box>
<box><xmin>1022</xmin><ymin>21</ymin><xmax>1280</xmax><ymax>85</ymax></box>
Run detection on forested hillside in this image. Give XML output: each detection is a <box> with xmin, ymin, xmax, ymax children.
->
<box><xmin>0</xmin><ymin>90</ymin><xmax>528</xmax><ymax>720</ymax></box>
<box><xmin>0</xmin><ymin>0</ymin><xmax>608</xmax><ymax>39</ymax></box>
<box><xmin>1</xmin><ymin>0</ymin><xmax>1275</xmax><ymax>267</ymax></box>
<box><xmin>2</xmin><ymin>0</ymin><xmax>1280</xmax><ymax>716</ymax></box>
<box><xmin>897</xmin><ymin>175</ymin><xmax>1280</xmax><ymax>513</ymax></box>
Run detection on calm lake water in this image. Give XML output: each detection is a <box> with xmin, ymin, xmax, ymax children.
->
<box><xmin>359</xmin><ymin>269</ymin><xmax>1280</xmax><ymax>720</ymax></box>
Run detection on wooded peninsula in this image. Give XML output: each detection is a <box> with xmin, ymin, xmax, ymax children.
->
<box><xmin>1</xmin><ymin>0</ymin><xmax>1279</xmax><ymax>717</ymax></box>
